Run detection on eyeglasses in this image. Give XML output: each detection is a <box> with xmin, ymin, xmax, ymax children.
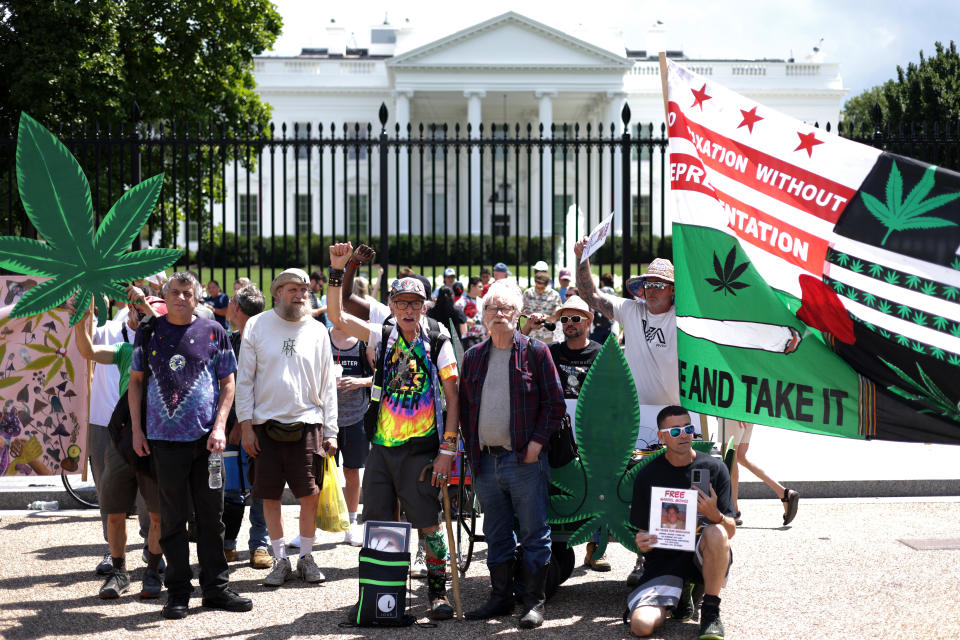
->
<box><xmin>659</xmin><ymin>425</ymin><xmax>696</xmax><ymax>437</ymax></box>
<box><xmin>392</xmin><ymin>299</ymin><xmax>424</xmax><ymax>310</ymax></box>
<box><xmin>560</xmin><ymin>315</ymin><xmax>585</xmax><ymax>324</ymax></box>
<box><xmin>643</xmin><ymin>281</ymin><xmax>671</xmax><ymax>290</ymax></box>
<box><xmin>485</xmin><ymin>305</ymin><xmax>516</xmax><ymax>316</ymax></box>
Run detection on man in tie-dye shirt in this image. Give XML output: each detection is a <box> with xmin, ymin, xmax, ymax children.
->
<box><xmin>327</xmin><ymin>242</ymin><xmax>459</xmax><ymax>622</ymax></box>
<box><xmin>129</xmin><ymin>272</ymin><xmax>251</xmax><ymax>620</ymax></box>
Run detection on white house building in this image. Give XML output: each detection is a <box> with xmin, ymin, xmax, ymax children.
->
<box><xmin>212</xmin><ymin>11</ymin><xmax>847</xmax><ymax>263</ymax></box>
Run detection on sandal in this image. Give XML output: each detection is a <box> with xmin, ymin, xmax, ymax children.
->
<box><xmin>781</xmin><ymin>489</ymin><xmax>800</xmax><ymax>526</ymax></box>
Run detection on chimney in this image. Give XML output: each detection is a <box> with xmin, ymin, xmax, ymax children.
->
<box><xmin>326</xmin><ymin>19</ymin><xmax>347</xmax><ymax>57</ymax></box>
<box><xmin>645</xmin><ymin>20</ymin><xmax>667</xmax><ymax>57</ymax></box>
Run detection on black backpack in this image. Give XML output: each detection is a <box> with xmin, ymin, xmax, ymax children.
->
<box><xmin>106</xmin><ymin>316</ymin><xmax>156</xmax><ymax>475</ymax></box>
<box><xmin>345</xmin><ymin>547</ymin><xmax>415</xmax><ymax>627</ymax></box>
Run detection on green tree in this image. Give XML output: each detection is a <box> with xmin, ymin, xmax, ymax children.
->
<box><xmin>843</xmin><ymin>41</ymin><xmax>960</xmax><ymax>131</ymax></box>
<box><xmin>0</xmin><ymin>0</ymin><xmax>282</xmax><ymax>246</ymax></box>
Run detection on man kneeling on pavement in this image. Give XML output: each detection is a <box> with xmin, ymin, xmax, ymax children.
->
<box><xmin>628</xmin><ymin>405</ymin><xmax>735</xmax><ymax>640</ymax></box>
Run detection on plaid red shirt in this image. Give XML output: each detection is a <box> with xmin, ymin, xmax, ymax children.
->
<box><xmin>458</xmin><ymin>331</ymin><xmax>565</xmax><ymax>470</ymax></box>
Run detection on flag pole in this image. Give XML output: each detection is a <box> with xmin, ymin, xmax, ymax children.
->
<box><xmin>658</xmin><ymin>52</ymin><xmax>670</xmax><ymax>124</ymax></box>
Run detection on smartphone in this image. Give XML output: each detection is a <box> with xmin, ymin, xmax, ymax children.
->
<box><xmin>691</xmin><ymin>468</ymin><xmax>710</xmax><ymax>496</ymax></box>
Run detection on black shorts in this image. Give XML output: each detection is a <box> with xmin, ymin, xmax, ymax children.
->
<box><xmin>361</xmin><ymin>440</ymin><xmax>440</xmax><ymax>530</ymax></box>
<box><xmin>336</xmin><ymin>420</ymin><xmax>370</xmax><ymax>469</ymax></box>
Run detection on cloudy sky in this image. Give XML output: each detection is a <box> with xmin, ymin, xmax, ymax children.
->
<box><xmin>268</xmin><ymin>0</ymin><xmax>959</xmax><ymax>103</ymax></box>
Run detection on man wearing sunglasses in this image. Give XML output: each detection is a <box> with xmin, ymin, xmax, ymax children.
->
<box><xmin>574</xmin><ymin>240</ymin><xmax>679</xmax><ymax>408</ymax></box>
<box><xmin>522</xmin><ymin>296</ymin><xmax>608</xmax><ymax>571</ymax></box>
<box><xmin>627</xmin><ymin>405</ymin><xmax>735</xmax><ymax>640</ymax></box>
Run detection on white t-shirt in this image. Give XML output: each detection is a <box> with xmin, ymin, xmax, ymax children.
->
<box><xmin>369</xmin><ymin>299</ymin><xmax>391</xmax><ymax>324</ymax></box>
<box><xmin>88</xmin><ymin>317</ymin><xmax>133</xmax><ymax>426</ymax></box>
<box><xmin>235</xmin><ymin>309</ymin><xmax>339</xmax><ymax>437</ymax></box>
<box><xmin>609</xmin><ymin>296</ymin><xmax>679</xmax><ymax>405</ymax></box>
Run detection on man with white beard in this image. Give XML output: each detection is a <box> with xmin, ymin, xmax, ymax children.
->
<box><xmin>236</xmin><ymin>269</ymin><xmax>339</xmax><ymax>587</ymax></box>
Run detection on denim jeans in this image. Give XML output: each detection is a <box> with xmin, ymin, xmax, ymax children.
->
<box><xmin>472</xmin><ymin>450</ymin><xmax>552</xmax><ymax>573</ymax></box>
<box><xmin>151</xmin><ymin>437</ymin><xmax>229</xmax><ymax>598</ymax></box>
<box><xmin>223</xmin><ymin>493</ymin><xmax>267</xmax><ymax>551</ymax></box>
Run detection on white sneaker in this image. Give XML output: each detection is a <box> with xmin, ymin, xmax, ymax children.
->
<box><xmin>343</xmin><ymin>524</ymin><xmax>363</xmax><ymax>547</ymax></box>
<box><xmin>287</xmin><ymin>535</ymin><xmax>301</xmax><ymax>549</ymax></box>
<box><xmin>410</xmin><ymin>542</ymin><xmax>427</xmax><ymax>578</ymax></box>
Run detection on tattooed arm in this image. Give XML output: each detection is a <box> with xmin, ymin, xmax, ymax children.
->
<box><xmin>573</xmin><ymin>236</ymin><xmax>617</xmax><ymax>319</ymax></box>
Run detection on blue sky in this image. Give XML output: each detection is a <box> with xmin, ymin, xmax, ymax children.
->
<box><xmin>269</xmin><ymin>0</ymin><xmax>959</xmax><ymax>103</ymax></box>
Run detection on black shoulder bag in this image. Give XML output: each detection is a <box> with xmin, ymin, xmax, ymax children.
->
<box><xmin>525</xmin><ymin>340</ymin><xmax>578</xmax><ymax>468</ymax></box>
<box><xmin>106</xmin><ymin>317</ymin><xmax>156</xmax><ymax>474</ymax></box>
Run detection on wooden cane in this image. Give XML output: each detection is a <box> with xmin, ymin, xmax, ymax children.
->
<box><xmin>419</xmin><ymin>463</ymin><xmax>464</xmax><ymax>620</ymax></box>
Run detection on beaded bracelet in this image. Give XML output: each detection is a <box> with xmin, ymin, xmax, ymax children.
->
<box><xmin>439</xmin><ymin>439</ymin><xmax>457</xmax><ymax>453</ymax></box>
<box><xmin>438</xmin><ymin>449</ymin><xmax>456</xmax><ymax>457</ymax></box>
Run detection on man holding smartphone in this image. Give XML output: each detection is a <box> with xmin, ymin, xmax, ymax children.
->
<box><xmin>627</xmin><ymin>405</ymin><xmax>736</xmax><ymax>640</ymax></box>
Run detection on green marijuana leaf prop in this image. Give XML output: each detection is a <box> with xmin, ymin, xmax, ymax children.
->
<box><xmin>547</xmin><ymin>336</ymin><xmax>642</xmax><ymax>556</ymax></box>
<box><xmin>862</xmin><ymin>161</ymin><xmax>960</xmax><ymax>245</ymax></box>
<box><xmin>0</xmin><ymin>113</ymin><xmax>181</xmax><ymax>326</ymax></box>
<box><xmin>705</xmin><ymin>246</ymin><xmax>750</xmax><ymax>296</ymax></box>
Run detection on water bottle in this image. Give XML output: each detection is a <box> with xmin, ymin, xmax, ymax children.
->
<box><xmin>208</xmin><ymin>452</ymin><xmax>223</xmax><ymax>489</ymax></box>
<box><xmin>27</xmin><ymin>500</ymin><xmax>59</xmax><ymax>511</ymax></box>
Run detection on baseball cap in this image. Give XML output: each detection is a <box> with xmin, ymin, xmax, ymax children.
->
<box><xmin>270</xmin><ymin>268</ymin><xmax>309</xmax><ymax>297</ymax></box>
<box><xmin>443</xmin><ymin>267</ymin><xmax>456</xmax><ymax>277</ymax></box>
<box><xmin>143</xmin><ymin>295</ymin><xmax>167</xmax><ymax>316</ymax></box>
<box><xmin>389</xmin><ymin>277</ymin><xmax>427</xmax><ymax>300</ymax></box>
<box><xmin>532</xmin><ymin>260</ymin><xmax>549</xmax><ymax>272</ymax></box>
<box><xmin>557</xmin><ymin>295</ymin><xmax>593</xmax><ymax>321</ymax></box>
<box><xmin>493</xmin><ymin>262</ymin><xmax>511</xmax><ymax>275</ymax></box>
<box><xmin>558</xmin><ymin>268</ymin><xmax>572</xmax><ymax>281</ymax></box>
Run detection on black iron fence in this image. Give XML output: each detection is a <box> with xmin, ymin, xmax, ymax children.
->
<box><xmin>1</xmin><ymin>105</ymin><xmax>958</xmax><ymax>300</ymax></box>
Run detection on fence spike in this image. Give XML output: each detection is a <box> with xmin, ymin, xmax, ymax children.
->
<box><xmin>621</xmin><ymin>102</ymin><xmax>632</xmax><ymax>127</ymax></box>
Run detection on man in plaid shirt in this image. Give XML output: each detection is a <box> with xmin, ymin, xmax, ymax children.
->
<box><xmin>458</xmin><ymin>280</ymin><xmax>565</xmax><ymax>629</ymax></box>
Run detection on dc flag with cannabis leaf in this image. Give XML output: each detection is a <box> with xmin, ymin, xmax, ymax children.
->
<box><xmin>662</xmin><ymin>57</ymin><xmax>959</xmax><ymax>444</ymax></box>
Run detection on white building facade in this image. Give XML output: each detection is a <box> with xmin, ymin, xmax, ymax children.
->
<box><xmin>213</xmin><ymin>12</ymin><xmax>847</xmax><ymax>261</ymax></box>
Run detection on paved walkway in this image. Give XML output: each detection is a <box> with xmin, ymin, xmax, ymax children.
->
<box><xmin>1</xmin><ymin>499</ymin><xmax>959</xmax><ymax>639</ymax></box>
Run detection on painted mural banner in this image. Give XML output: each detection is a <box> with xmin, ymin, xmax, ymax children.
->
<box><xmin>0</xmin><ymin>278</ymin><xmax>90</xmax><ymax>475</ymax></box>
<box><xmin>662</xmin><ymin>56</ymin><xmax>960</xmax><ymax>444</ymax></box>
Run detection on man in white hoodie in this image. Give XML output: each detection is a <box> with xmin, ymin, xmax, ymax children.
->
<box><xmin>236</xmin><ymin>268</ymin><xmax>339</xmax><ymax>588</ymax></box>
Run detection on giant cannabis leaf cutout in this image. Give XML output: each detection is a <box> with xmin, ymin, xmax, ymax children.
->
<box><xmin>705</xmin><ymin>246</ymin><xmax>750</xmax><ymax>295</ymax></box>
<box><xmin>0</xmin><ymin>113</ymin><xmax>181</xmax><ymax>326</ymax></box>
<box><xmin>547</xmin><ymin>336</ymin><xmax>642</xmax><ymax>557</ymax></box>
<box><xmin>862</xmin><ymin>161</ymin><xmax>960</xmax><ymax>245</ymax></box>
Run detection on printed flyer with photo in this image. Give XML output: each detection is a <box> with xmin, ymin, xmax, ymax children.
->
<box><xmin>649</xmin><ymin>487</ymin><xmax>698</xmax><ymax>551</ymax></box>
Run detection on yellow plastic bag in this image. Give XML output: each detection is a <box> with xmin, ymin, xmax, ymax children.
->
<box><xmin>316</xmin><ymin>454</ymin><xmax>350</xmax><ymax>533</ymax></box>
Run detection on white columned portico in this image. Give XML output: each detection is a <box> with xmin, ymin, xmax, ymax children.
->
<box><xmin>606</xmin><ymin>92</ymin><xmax>627</xmax><ymax>236</ymax></box>
<box><xmin>395</xmin><ymin>90</ymin><xmax>413</xmax><ymax>233</ymax></box>
<box><xmin>536</xmin><ymin>90</ymin><xmax>556</xmax><ymax>243</ymax></box>
<box><xmin>465</xmin><ymin>90</ymin><xmax>485</xmax><ymax>234</ymax></box>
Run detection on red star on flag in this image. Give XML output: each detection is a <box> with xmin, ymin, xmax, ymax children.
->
<box><xmin>738</xmin><ymin>106</ymin><xmax>763</xmax><ymax>133</ymax></box>
<box><xmin>690</xmin><ymin>84</ymin><xmax>712</xmax><ymax>111</ymax></box>
<box><xmin>795</xmin><ymin>131</ymin><xmax>824</xmax><ymax>157</ymax></box>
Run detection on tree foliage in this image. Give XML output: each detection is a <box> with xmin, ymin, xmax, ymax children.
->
<box><xmin>843</xmin><ymin>41</ymin><xmax>960</xmax><ymax>131</ymax></box>
<box><xmin>0</xmin><ymin>0</ymin><xmax>282</xmax><ymax>240</ymax></box>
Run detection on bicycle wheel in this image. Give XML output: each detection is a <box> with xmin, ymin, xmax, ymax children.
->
<box><xmin>62</xmin><ymin>459</ymin><xmax>98</xmax><ymax>509</ymax></box>
<box><xmin>454</xmin><ymin>481</ymin><xmax>476</xmax><ymax>574</ymax></box>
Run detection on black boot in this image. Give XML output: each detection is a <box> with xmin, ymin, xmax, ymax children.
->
<box><xmin>465</xmin><ymin>561</ymin><xmax>515</xmax><ymax>620</ymax></box>
<box><xmin>518</xmin><ymin>564</ymin><xmax>548</xmax><ymax>629</ymax></box>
